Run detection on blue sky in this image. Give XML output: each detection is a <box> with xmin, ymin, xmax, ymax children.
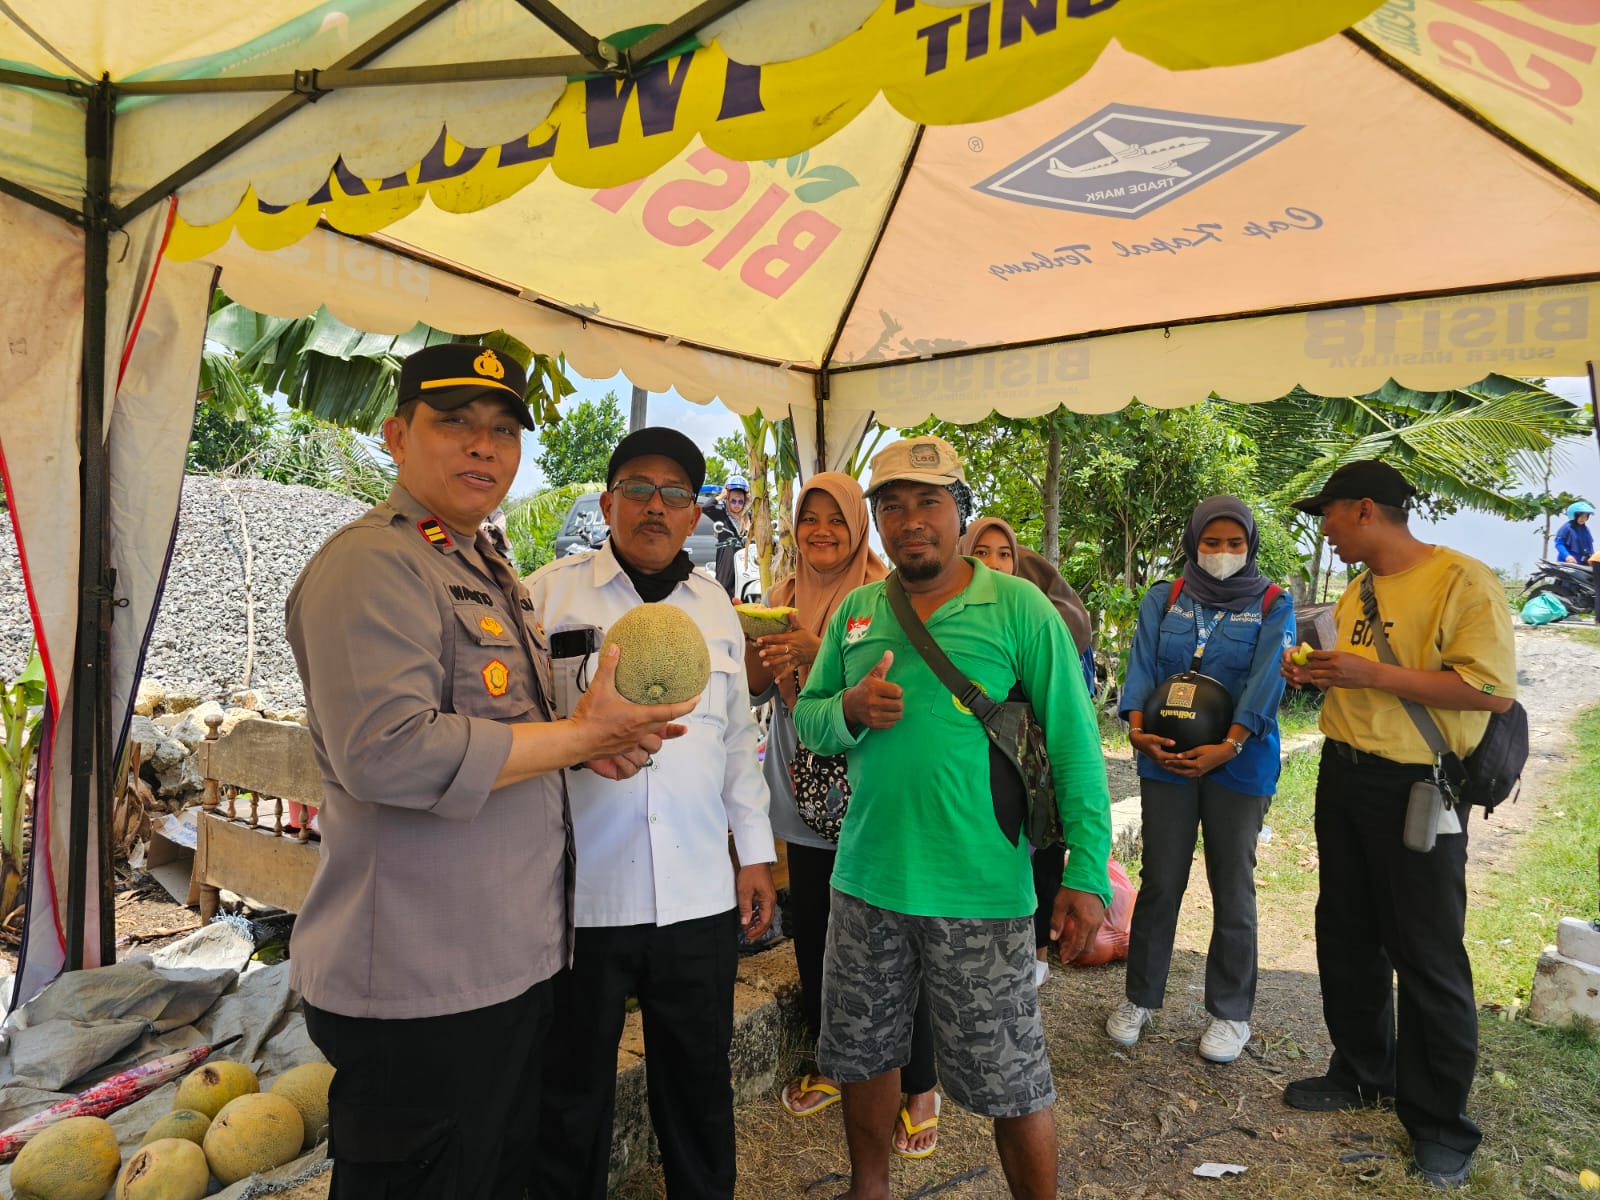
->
<box><xmin>510</xmin><ymin>372</ymin><xmax>1598</xmax><ymax>576</ymax></box>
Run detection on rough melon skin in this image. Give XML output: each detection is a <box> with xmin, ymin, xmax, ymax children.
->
<box><xmin>10</xmin><ymin>1115</ymin><xmax>121</xmax><ymax>1200</ymax></box>
<box><xmin>599</xmin><ymin>605</ymin><xmax>711</xmax><ymax>704</ymax></box>
<box><xmin>140</xmin><ymin>1109</ymin><xmax>211</xmax><ymax>1148</ymax></box>
<box><xmin>203</xmin><ymin>1092</ymin><xmax>305</xmax><ymax>1184</ymax></box>
<box><xmin>734</xmin><ymin>604</ymin><xmax>797</xmax><ymax>639</ymax></box>
<box><xmin>269</xmin><ymin>1061</ymin><xmax>335</xmax><ymax>1150</ymax></box>
<box><xmin>173</xmin><ymin>1060</ymin><xmax>259</xmax><ymax>1119</ymax></box>
<box><xmin>116</xmin><ymin>1137</ymin><xmax>210</xmax><ymax>1200</ymax></box>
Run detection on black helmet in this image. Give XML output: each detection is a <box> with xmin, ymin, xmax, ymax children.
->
<box><xmin>1142</xmin><ymin>672</ymin><xmax>1234</xmax><ymax>752</ymax></box>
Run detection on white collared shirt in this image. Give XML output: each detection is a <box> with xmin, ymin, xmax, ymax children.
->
<box><xmin>523</xmin><ymin>543</ymin><xmax>774</xmax><ymax>927</ymax></box>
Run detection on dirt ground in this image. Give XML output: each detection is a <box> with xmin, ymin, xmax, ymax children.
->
<box><xmin>2</xmin><ymin>626</ymin><xmax>1596</xmax><ymax>1199</ymax></box>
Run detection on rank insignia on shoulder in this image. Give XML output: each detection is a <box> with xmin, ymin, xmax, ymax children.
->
<box><xmin>483</xmin><ymin>659</ymin><xmax>510</xmax><ymax>696</ymax></box>
<box><xmin>479</xmin><ymin>615</ymin><xmax>505</xmax><ymax>637</ymax></box>
<box><xmin>418</xmin><ymin>518</ymin><xmax>452</xmax><ymax>548</ymax></box>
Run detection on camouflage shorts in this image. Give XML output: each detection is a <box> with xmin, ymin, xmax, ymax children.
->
<box><xmin>817</xmin><ymin>889</ymin><xmax>1054</xmax><ymax>1119</ymax></box>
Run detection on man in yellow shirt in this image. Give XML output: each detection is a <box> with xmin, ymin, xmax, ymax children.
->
<box><xmin>1280</xmin><ymin>460</ymin><xmax>1515</xmax><ymax>1192</ymax></box>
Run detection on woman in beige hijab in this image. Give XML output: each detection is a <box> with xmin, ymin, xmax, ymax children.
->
<box><xmin>747</xmin><ymin>473</ymin><xmax>941</xmax><ymax>1157</ymax></box>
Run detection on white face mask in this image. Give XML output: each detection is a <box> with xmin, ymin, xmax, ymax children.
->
<box><xmin>1199</xmin><ymin>551</ymin><xmax>1247</xmax><ymax>581</ymax></box>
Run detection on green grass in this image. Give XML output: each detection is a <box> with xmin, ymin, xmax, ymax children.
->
<box><xmin>1466</xmin><ymin>707</ymin><xmax>1600</xmax><ymax>1010</ymax></box>
<box><xmin>1552</xmin><ymin>625</ymin><xmax>1600</xmax><ymax>650</ymax></box>
<box><xmin>1256</xmin><ymin>747</ymin><xmax>1322</xmax><ymax>899</ymax></box>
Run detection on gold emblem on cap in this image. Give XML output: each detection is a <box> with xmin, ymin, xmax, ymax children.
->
<box><xmin>473</xmin><ymin>349</ymin><xmax>506</xmax><ymax>381</ymax></box>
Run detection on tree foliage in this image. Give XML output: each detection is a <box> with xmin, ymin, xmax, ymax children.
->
<box><xmin>535</xmin><ymin>392</ymin><xmax>627</xmax><ymax>488</ymax></box>
<box><xmin>503</xmin><ymin>481</ymin><xmax>605</xmax><ymax>576</ymax></box>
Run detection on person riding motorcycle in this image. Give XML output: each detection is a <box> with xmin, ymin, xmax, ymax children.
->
<box><xmin>1554</xmin><ymin>500</ymin><xmax>1595</xmax><ymax>565</ymax></box>
<box><xmin>701</xmin><ymin>476</ymin><xmax>751</xmax><ymax>598</ymax></box>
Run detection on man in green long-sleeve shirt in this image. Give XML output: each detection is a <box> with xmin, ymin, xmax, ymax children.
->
<box><xmin>793</xmin><ymin>436</ymin><xmax>1111</xmax><ymax>1200</ymax></box>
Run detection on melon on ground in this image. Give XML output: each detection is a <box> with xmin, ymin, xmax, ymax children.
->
<box><xmin>140</xmin><ymin>1108</ymin><xmax>211</xmax><ymax>1147</ymax></box>
<box><xmin>173</xmin><ymin>1059</ymin><xmax>259</xmax><ymax>1119</ymax></box>
<box><xmin>116</xmin><ymin>1137</ymin><xmax>210</xmax><ymax>1200</ymax></box>
<box><xmin>269</xmin><ymin>1061</ymin><xmax>335</xmax><ymax>1149</ymax></box>
<box><xmin>10</xmin><ymin>1115</ymin><xmax>121</xmax><ymax>1200</ymax></box>
<box><xmin>599</xmin><ymin>605</ymin><xmax>710</xmax><ymax>704</ymax></box>
<box><xmin>734</xmin><ymin>604</ymin><xmax>797</xmax><ymax>639</ymax></box>
<box><xmin>203</xmin><ymin>1092</ymin><xmax>305</xmax><ymax>1184</ymax></box>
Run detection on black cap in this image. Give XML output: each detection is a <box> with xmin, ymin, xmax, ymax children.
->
<box><xmin>1292</xmin><ymin>460</ymin><xmax>1418</xmax><ymax>515</ymax></box>
<box><xmin>606</xmin><ymin>427</ymin><xmax>706</xmax><ymax>492</ymax></box>
<box><xmin>397</xmin><ymin>344</ymin><xmax>535</xmax><ymax>431</ymax></box>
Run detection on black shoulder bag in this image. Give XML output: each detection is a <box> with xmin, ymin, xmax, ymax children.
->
<box><xmin>1359</xmin><ymin>574</ymin><xmax>1528</xmax><ymax>813</ymax></box>
<box><xmin>884</xmin><ymin>572</ymin><xmax>1063</xmax><ymax>849</ymax></box>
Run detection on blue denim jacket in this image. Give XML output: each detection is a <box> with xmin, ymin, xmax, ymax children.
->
<box><xmin>1120</xmin><ymin>580</ymin><xmax>1295</xmax><ymax>796</ymax></box>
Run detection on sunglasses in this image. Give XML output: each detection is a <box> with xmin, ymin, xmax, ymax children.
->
<box><xmin>613</xmin><ymin>478</ymin><xmax>696</xmax><ymax>509</ymax></box>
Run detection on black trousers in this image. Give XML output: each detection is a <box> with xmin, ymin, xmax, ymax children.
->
<box><xmin>1313</xmin><ymin>744</ymin><xmax>1481</xmax><ymax>1154</ymax></box>
<box><xmin>1031</xmin><ymin>843</ymin><xmax>1067</xmax><ymax>951</ymax></box>
<box><xmin>304</xmin><ymin>980</ymin><xmax>553</xmax><ymax>1200</ymax></box>
<box><xmin>537</xmin><ymin>910</ymin><xmax>739</xmax><ymax>1200</ymax></box>
<box><xmin>787</xmin><ymin>842</ymin><xmax>937</xmax><ymax>1095</ymax></box>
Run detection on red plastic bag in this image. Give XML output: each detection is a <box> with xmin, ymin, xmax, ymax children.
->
<box><xmin>1067</xmin><ymin>855</ymin><xmax>1137</xmax><ymax>967</ymax></box>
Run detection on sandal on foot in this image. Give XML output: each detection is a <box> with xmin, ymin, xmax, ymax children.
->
<box><xmin>892</xmin><ymin>1093</ymin><xmax>941</xmax><ymax>1159</ymax></box>
<box><xmin>781</xmin><ymin>1074</ymin><xmax>842</xmax><ymax>1117</ymax></box>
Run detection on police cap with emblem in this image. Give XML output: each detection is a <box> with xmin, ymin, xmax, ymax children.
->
<box><xmin>397</xmin><ymin>343</ymin><xmax>536</xmax><ymax>431</ymax></box>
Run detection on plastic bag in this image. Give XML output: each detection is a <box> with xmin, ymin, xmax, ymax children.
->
<box><xmin>1068</xmin><ymin>856</ymin><xmax>1137</xmax><ymax>967</ymax></box>
<box><xmin>1520</xmin><ymin>592</ymin><xmax>1569</xmax><ymax>625</ymax></box>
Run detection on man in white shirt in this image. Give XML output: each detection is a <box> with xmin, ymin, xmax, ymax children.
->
<box><xmin>525</xmin><ymin>427</ymin><xmax>776</xmax><ymax>1200</ymax></box>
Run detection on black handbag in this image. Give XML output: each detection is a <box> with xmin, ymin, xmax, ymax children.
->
<box><xmin>1360</xmin><ymin>575</ymin><xmax>1528</xmax><ymax>812</ymax></box>
<box><xmin>884</xmin><ymin>572</ymin><xmax>1063</xmax><ymax>849</ymax></box>
<box><xmin>789</xmin><ymin>745</ymin><xmax>850</xmax><ymax>841</ymax></box>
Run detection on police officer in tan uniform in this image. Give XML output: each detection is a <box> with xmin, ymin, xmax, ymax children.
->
<box><xmin>286</xmin><ymin>344</ymin><xmax>696</xmax><ymax>1200</ymax></box>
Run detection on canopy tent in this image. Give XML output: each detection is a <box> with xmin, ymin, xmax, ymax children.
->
<box><xmin>1</xmin><ymin>0</ymin><xmax>1597</xmax><ymax>1003</ymax></box>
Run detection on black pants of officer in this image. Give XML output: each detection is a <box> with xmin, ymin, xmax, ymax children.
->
<box><xmin>1313</xmin><ymin>743</ymin><xmax>1481</xmax><ymax>1155</ymax></box>
<box><xmin>1126</xmin><ymin>777</ymin><xmax>1271</xmax><ymax>1021</ymax></box>
<box><xmin>788</xmin><ymin>843</ymin><xmax>937</xmax><ymax>1095</ymax></box>
<box><xmin>305</xmin><ymin>979</ymin><xmax>552</xmax><ymax>1200</ymax></box>
<box><xmin>537</xmin><ymin>909</ymin><xmax>739</xmax><ymax>1200</ymax></box>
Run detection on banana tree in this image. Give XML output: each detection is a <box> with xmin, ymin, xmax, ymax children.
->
<box><xmin>502</xmin><ymin>481</ymin><xmax>605</xmax><ymax>577</ymax></box>
<box><xmin>0</xmin><ymin>644</ymin><xmax>45</xmax><ymax>921</ymax></box>
<box><xmin>205</xmin><ymin>294</ymin><xmax>575</xmax><ymax>435</ymax></box>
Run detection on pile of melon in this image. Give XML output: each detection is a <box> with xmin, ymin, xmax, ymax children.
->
<box><xmin>7</xmin><ymin>1059</ymin><xmax>333</xmax><ymax>1200</ymax></box>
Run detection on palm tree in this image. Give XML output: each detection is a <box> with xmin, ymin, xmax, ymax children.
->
<box><xmin>1216</xmin><ymin>374</ymin><xmax>1589</xmax><ymax>597</ymax></box>
<box><xmin>502</xmin><ymin>482</ymin><xmax>605</xmax><ymax>577</ymax></box>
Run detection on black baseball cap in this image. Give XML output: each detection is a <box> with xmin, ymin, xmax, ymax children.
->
<box><xmin>1292</xmin><ymin>460</ymin><xmax>1418</xmax><ymax>515</ymax></box>
<box><xmin>397</xmin><ymin>344</ymin><xmax>535</xmax><ymax>430</ymax></box>
<box><xmin>606</xmin><ymin>427</ymin><xmax>706</xmax><ymax>492</ymax></box>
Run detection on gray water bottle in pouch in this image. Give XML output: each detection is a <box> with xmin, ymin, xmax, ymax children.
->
<box><xmin>1403</xmin><ymin>779</ymin><xmax>1445</xmax><ymax>853</ymax></box>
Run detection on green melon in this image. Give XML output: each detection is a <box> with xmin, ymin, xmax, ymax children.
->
<box><xmin>269</xmin><ymin>1062</ymin><xmax>335</xmax><ymax>1150</ymax></box>
<box><xmin>10</xmin><ymin>1116</ymin><xmax>121</xmax><ymax>1200</ymax></box>
<box><xmin>599</xmin><ymin>605</ymin><xmax>711</xmax><ymax>704</ymax></box>
<box><xmin>203</xmin><ymin>1093</ymin><xmax>305</xmax><ymax>1185</ymax></box>
<box><xmin>734</xmin><ymin>604</ymin><xmax>797</xmax><ymax>639</ymax></box>
<box><xmin>140</xmin><ymin>1109</ymin><xmax>211</xmax><ymax>1148</ymax></box>
<box><xmin>116</xmin><ymin>1137</ymin><xmax>210</xmax><ymax>1200</ymax></box>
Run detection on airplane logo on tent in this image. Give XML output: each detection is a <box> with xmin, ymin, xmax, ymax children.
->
<box><xmin>975</xmin><ymin>104</ymin><xmax>1301</xmax><ymax>219</ymax></box>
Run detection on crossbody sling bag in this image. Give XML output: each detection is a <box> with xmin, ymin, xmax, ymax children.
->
<box><xmin>884</xmin><ymin>571</ymin><xmax>1063</xmax><ymax>850</ymax></box>
<box><xmin>1358</xmin><ymin>574</ymin><xmax>1528</xmax><ymax>848</ymax></box>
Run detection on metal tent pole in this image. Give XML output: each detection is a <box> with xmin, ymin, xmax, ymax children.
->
<box><xmin>66</xmin><ymin>78</ymin><xmax>117</xmax><ymax>970</ymax></box>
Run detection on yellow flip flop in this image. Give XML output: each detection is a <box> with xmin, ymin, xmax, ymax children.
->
<box><xmin>891</xmin><ymin>1093</ymin><xmax>941</xmax><ymax>1159</ymax></box>
<box><xmin>780</xmin><ymin>1074</ymin><xmax>841</xmax><ymax>1117</ymax></box>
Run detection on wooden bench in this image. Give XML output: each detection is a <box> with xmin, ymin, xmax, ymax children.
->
<box><xmin>189</xmin><ymin>715</ymin><xmax>323</xmax><ymax>920</ymax></box>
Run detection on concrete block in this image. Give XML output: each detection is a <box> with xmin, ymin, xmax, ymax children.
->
<box><xmin>1528</xmin><ymin>948</ymin><xmax>1600</xmax><ymax>1027</ymax></box>
<box><xmin>1555</xmin><ymin>917</ymin><xmax>1600</xmax><ymax>965</ymax></box>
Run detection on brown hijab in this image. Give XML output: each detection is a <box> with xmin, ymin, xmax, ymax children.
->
<box><xmin>769</xmin><ymin>472</ymin><xmax>887</xmax><ymax>702</ymax></box>
<box><xmin>959</xmin><ymin>517</ymin><xmax>1093</xmax><ymax>655</ymax></box>
<box><xmin>958</xmin><ymin>517</ymin><xmax>1020</xmax><ymax>571</ymax></box>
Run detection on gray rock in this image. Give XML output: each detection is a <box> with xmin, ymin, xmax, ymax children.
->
<box><xmin>172</xmin><ymin>700</ymin><xmax>228</xmax><ymax>749</ymax></box>
<box><xmin>128</xmin><ymin>715</ymin><xmax>188</xmax><ymax>772</ymax></box>
<box><xmin>133</xmin><ymin>681</ymin><xmax>166</xmax><ymax>717</ymax></box>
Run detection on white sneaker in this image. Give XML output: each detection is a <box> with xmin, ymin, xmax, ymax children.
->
<box><xmin>1105</xmin><ymin>1001</ymin><xmax>1151</xmax><ymax>1046</ymax></box>
<box><xmin>1033</xmin><ymin>959</ymin><xmax>1050</xmax><ymax>988</ymax></box>
<box><xmin>1199</xmin><ymin>1018</ymin><xmax>1251</xmax><ymax>1063</ymax></box>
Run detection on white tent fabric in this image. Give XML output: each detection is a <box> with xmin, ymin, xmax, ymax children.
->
<box><xmin>0</xmin><ymin>195</ymin><xmax>213</xmax><ymax>1004</ymax></box>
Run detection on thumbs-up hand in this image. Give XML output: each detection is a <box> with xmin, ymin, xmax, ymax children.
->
<box><xmin>843</xmin><ymin>650</ymin><xmax>903</xmax><ymax>731</ymax></box>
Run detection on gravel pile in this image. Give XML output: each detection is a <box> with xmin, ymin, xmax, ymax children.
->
<box><xmin>0</xmin><ymin>476</ymin><xmax>369</xmax><ymax>707</ymax></box>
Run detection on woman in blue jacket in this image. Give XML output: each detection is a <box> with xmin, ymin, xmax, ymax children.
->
<box><xmin>1110</xmin><ymin>496</ymin><xmax>1294</xmax><ymax>1065</ymax></box>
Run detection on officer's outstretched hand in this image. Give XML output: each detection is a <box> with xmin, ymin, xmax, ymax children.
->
<box><xmin>576</xmin><ymin>645</ymin><xmax>696</xmax><ymax>779</ymax></box>
<box><xmin>842</xmin><ymin>651</ymin><xmax>903</xmax><ymax>731</ymax></box>
<box><xmin>1050</xmin><ymin>887</ymin><xmax>1107</xmax><ymax>964</ymax></box>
